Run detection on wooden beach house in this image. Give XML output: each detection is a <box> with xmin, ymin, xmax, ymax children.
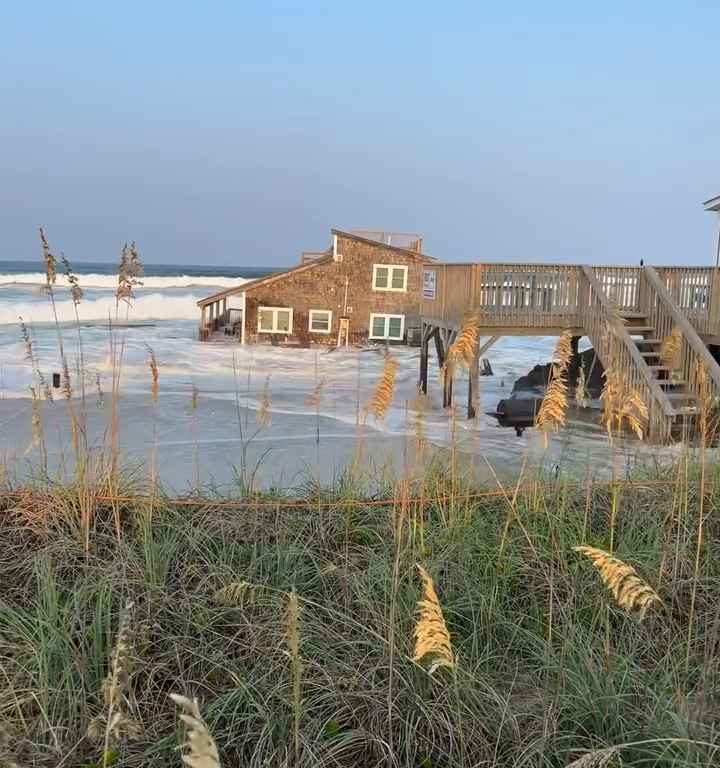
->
<box><xmin>197</xmin><ymin>229</ymin><xmax>436</xmax><ymax>346</ymax></box>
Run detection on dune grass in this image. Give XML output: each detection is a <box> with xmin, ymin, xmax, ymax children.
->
<box><xmin>0</xmin><ymin>462</ymin><xmax>719</xmax><ymax>767</ymax></box>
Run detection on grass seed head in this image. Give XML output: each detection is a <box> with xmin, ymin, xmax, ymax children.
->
<box><xmin>660</xmin><ymin>327</ymin><xmax>681</xmax><ymax>373</ymax></box>
<box><xmin>39</xmin><ymin>227</ymin><xmax>56</xmax><ymax>289</ymax></box>
<box><xmin>258</xmin><ymin>375</ymin><xmax>272</xmax><ymax>427</ymax></box>
<box><xmin>565</xmin><ymin>745</ymin><xmax>621</xmax><ymax>767</ymax></box>
<box><xmin>169</xmin><ymin>694</ymin><xmax>221</xmax><ymax>768</ymax></box>
<box><xmin>364</xmin><ymin>349</ymin><xmax>398</xmax><ymax>423</ymax></box>
<box><xmin>145</xmin><ymin>345</ymin><xmax>159</xmax><ymax>403</ymax></box>
<box><xmin>413</xmin><ymin>564</ymin><xmax>454</xmax><ymax>674</ymax></box>
<box><xmin>574</xmin><ymin>546</ymin><xmax>662</xmax><ymax>618</ymax></box>
<box><xmin>600</xmin><ymin>366</ymin><xmax>647</xmax><ymax>441</ymax></box>
<box><xmin>61</xmin><ymin>254</ymin><xmax>83</xmax><ymax>305</ymax></box>
<box><xmin>87</xmin><ymin>600</ymin><xmax>142</xmax><ymax>744</ymax></box>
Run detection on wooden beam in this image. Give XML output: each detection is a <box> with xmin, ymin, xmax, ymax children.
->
<box><xmin>478</xmin><ymin>335</ymin><xmax>500</xmax><ymax>358</ymax></box>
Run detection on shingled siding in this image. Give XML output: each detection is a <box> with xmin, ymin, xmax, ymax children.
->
<box><xmin>244</xmin><ymin>234</ymin><xmax>428</xmax><ymax>345</ymax></box>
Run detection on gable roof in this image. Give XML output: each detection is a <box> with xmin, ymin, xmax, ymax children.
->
<box><xmin>197</xmin><ymin>229</ymin><xmax>435</xmax><ymax>307</ymax></box>
<box><xmin>332</xmin><ymin>229</ymin><xmax>437</xmax><ymax>262</ymax></box>
<box><xmin>197</xmin><ymin>254</ymin><xmax>333</xmax><ymax>307</ymax></box>
<box><xmin>704</xmin><ymin>195</ymin><xmax>720</xmax><ymax>212</ymax></box>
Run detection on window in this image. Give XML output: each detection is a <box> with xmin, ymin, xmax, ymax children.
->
<box><xmin>258</xmin><ymin>306</ymin><xmax>293</xmax><ymax>334</ymax></box>
<box><xmin>369</xmin><ymin>313</ymin><xmax>405</xmax><ymax>341</ymax></box>
<box><xmin>308</xmin><ymin>309</ymin><xmax>332</xmax><ymax>334</ymax></box>
<box><xmin>372</xmin><ymin>264</ymin><xmax>408</xmax><ymax>292</ymax></box>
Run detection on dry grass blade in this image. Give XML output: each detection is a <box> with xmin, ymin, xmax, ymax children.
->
<box><xmin>305</xmin><ymin>377</ymin><xmax>326</xmax><ymax>409</ymax></box>
<box><xmin>413</xmin><ymin>564</ymin><xmax>454</xmax><ymax>674</ymax></box>
<box><xmin>27</xmin><ymin>387</ymin><xmax>43</xmax><ymax>455</ymax></box>
<box><xmin>364</xmin><ymin>349</ymin><xmax>399</xmax><ymax>423</ymax></box>
<box><xmin>145</xmin><ymin>345</ymin><xmax>159</xmax><ymax>403</ymax></box>
<box><xmin>169</xmin><ymin>694</ymin><xmax>221</xmax><ymax>768</ymax></box>
<box><xmin>286</xmin><ymin>589</ymin><xmax>302</xmax><ymax>763</ymax></box>
<box><xmin>565</xmin><ymin>745</ymin><xmax>621</xmax><ymax>767</ymax></box>
<box><xmin>258</xmin><ymin>375</ymin><xmax>272</xmax><ymax>427</ymax></box>
<box><xmin>574</xmin><ymin>546</ymin><xmax>662</xmax><ymax>618</ymax></box>
<box><xmin>575</xmin><ymin>364</ymin><xmax>590</xmax><ymax>409</ymax></box>
<box><xmin>191</xmin><ymin>385</ymin><xmax>199</xmax><ymax>411</ymax></box>
<box><xmin>600</xmin><ymin>366</ymin><xmax>648</xmax><ymax>440</ymax></box>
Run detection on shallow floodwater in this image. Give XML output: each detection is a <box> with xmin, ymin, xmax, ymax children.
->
<box><xmin>0</xmin><ymin>262</ymin><xmax>680</xmax><ymax>491</ymax></box>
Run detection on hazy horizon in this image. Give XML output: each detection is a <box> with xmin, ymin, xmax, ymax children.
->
<box><xmin>2</xmin><ymin>2</ymin><xmax>719</xmax><ymax>267</ymax></box>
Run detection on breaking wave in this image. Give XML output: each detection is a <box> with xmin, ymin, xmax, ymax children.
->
<box><xmin>0</xmin><ymin>293</ymin><xmax>207</xmax><ymax>325</ymax></box>
<box><xmin>0</xmin><ymin>273</ymin><xmax>247</xmax><ymax>290</ymax></box>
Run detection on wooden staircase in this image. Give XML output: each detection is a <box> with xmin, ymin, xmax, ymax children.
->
<box><xmin>582</xmin><ymin>265</ymin><xmax>720</xmax><ymax>438</ymax></box>
<box><xmin>619</xmin><ymin>311</ymin><xmax>697</xmax><ymax>418</ymax></box>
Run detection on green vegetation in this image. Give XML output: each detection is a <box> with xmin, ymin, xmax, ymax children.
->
<box><xmin>1</xmin><ymin>462</ymin><xmax>719</xmax><ymax>767</ymax></box>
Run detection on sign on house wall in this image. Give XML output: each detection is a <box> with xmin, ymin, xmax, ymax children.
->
<box><xmin>423</xmin><ymin>268</ymin><xmax>437</xmax><ymax>300</ymax></box>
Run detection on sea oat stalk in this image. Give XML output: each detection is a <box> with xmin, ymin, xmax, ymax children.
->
<box><xmin>413</xmin><ymin>564</ymin><xmax>454</xmax><ymax>673</ymax></box>
<box><xmin>169</xmin><ymin>694</ymin><xmax>221</xmax><ymax>768</ymax></box>
<box><xmin>574</xmin><ymin>546</ymin><xmax>662</xmax><ymax>618</ymax></box>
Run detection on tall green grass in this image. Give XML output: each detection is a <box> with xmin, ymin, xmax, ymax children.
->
<box><xmin>0</xmin><ymin>464</ymin><xmax>718</xmax><ymax>767</ymax></box>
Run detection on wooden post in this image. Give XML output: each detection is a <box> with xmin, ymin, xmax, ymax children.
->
<box><xmin>419</xmin><ymin>324</ymin><xmax>430</xmax><ymax>394</ymax></box>
<box><xmin>468</xmin><ymin>347</ymin><xmax>479</xmax><ymax>418</ymax></box>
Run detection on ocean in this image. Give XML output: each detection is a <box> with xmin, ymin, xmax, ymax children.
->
<box><xmin>0</xmin><ymin>259</ymin><xmax>666</xmax><ymax>489</ymax></box>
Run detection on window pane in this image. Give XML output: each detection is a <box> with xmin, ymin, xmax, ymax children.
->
<box><xmin>375</xmin><ymin>267</ymin><xmax>389</xmax><ymax>288</ymax></box>
<box><xmin>276</xmin><ymin>310</ymin><xmax>290</xmax><ymax>332</ymax></box>
<box><xmin>311</xmin><ymin>312</ymin><xmax>329</xmax><ymax>331</ymax></box>
<box><xmin>372</xmin><ymin>316</ymin><xmax>386</xmax><ymax>337</ymax></box>
<box><xmin>259</xmin><ymin>309</ymin><xmax>273</xmax><ymax>331</ymax></box>
<box><xmin>388</xmin><ymin>317</ymin><xmax>402</xmax><ymax>338</ymax></box>
<box><xmin>391</xmin><ymin>268</ymin><xmax>406</xmax><ymax>289</ymax></box>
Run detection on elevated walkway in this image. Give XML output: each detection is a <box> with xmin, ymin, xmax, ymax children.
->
<box><xmin>420</xmin><ymin>263</ymin><xmax>720</xmax><ymax>440</ymax></box>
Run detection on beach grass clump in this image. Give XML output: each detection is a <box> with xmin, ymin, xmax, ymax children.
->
<box><xmin>0</xmin><ymin>461</ymin><xmax>719</xmax><ymax>766</ymax></box>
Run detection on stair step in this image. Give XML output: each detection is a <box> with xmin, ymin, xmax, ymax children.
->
<box><xmin>620</xmin><ymin>311</ymin><xmax>647</xmax><ymax>319</ymax></box>
<box><xmin>641</xmin><ymin>351</ymin><xmax>661</xmax><ymax>358</ymax></box>
<box><xmin>658</xmin><ymin>379</ymin><xmax>687</xmax><ymax>387</ymax></box>
<box><xmin>666</xmin><ymin>392</ymin><xmax>696</xmax><ymax>401</ymax></box>
<box><xmin>626</xmin><ymin>326</ymin><xmax>656</xmax><ymax>333</ymax></box>
<box><xmin>635</xmin><ymin>338</ymin><xmax>662</xmax><ymax>346</ymax></box>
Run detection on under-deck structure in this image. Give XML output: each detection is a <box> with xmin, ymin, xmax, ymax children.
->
<box><xmin>420</xmin><ymin>263</ymin><xmax>720</xmax><ymax>440</ymax></box>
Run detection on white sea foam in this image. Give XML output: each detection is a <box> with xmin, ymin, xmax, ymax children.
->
<box><xmin>0</xmin><ymin>273</ymin><xmax>247</xmax><ymax>290</ymax></box>
<box><xmin>0</xmin><ymin>293</ymin><xmax>206</xmax><ymax>324</ymax></box>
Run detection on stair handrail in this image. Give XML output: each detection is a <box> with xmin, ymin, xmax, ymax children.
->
<box><xmin>643</xmin><ymin>266</ymin><xmax>720</xmax><ymax>400</ymax></box>
<box><xmin>581</xmin><ymin>266</ymin><xmax>675</xmax><ymax>431</ymax></box>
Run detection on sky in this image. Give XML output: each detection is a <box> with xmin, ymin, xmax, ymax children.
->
<box><xmin>1</xmin><ymin>1</ymin><xmax>719</xmax><ymax>268</ymax></box>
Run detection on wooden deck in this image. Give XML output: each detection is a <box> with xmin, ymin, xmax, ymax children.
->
<box><xmin>420</xmin><ymin>263</ymin><xmax>720</xmax><ymax>440</ymax></box>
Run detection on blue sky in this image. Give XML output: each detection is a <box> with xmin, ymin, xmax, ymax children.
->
<box><xmin>1</xmin><ymin>1</ymin><xmax>718</xmax><ymax>267</ymax></box>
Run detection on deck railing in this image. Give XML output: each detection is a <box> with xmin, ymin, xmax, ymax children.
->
<box><xmin>655</xmin><ymin>266</ymin><xmax>719</xmax><ymax>336</ymax></box>
<box><xmin>591</xmin><ymin>267</ymin><xmax>642</xmax><ymax>313</ymax></box>
<box><xmin>421</xmin><ymin>263</ymin><xmax>584</xmax><ymax>329</ymax></box>
<box><xmin>640</xmin><ymin>267</ymin><xmax>720</xmax><ymax>417</ymax></box>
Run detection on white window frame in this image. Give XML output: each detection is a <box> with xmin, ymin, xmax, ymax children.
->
<box><xmin>257</xmin><ymin>306</ymin><xmax>293</xmax><ymax>334</ymax></box>
<box><xmin>308</xmin><ymin>309</ymin><xmax>333</xmax><ymax>334</ymax></box>
<box><xmin>369</xmin><ymin>313</ymin><xmax>405</xmax><ymax>341</ymax></box>
<box><xmin>372</xmin><ymin>264</ymin><xmax>408</xmax><ymax>293</ymax></box>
